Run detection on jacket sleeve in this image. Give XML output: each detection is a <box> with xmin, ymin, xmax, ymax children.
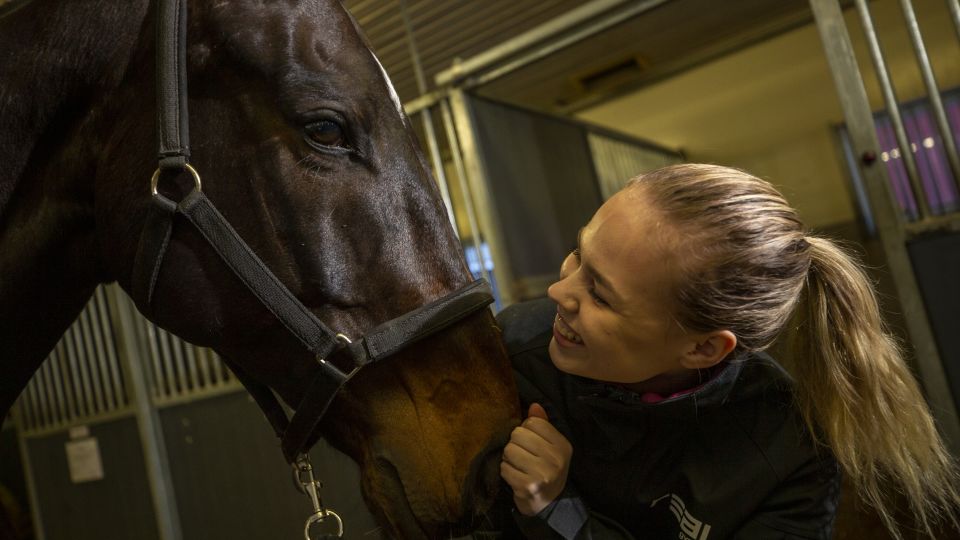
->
<box><xmin>511</xmin><ymin>486</ymin><xmax>636</xmax><ymax>540</ymax></box>
<box><xmin>729</xmin><ymin>454</ymin><xmax>841</xmax><ymax>540</ymax></box>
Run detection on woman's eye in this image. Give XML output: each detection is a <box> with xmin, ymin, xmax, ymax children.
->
<box><xmin>304</xmin><ymin>120</ymin><xmax>345</xmax><ymax>148</ymax></box>
<box><xmin>589</xmin><ymin>287</ymin><xmax>608</xmax><ymax>306</ymax></box>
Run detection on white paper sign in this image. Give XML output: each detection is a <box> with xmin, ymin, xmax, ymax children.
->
<box><xmin>65</xmin><ymin>438</ymin><xmax>104</xmax><ymax>483</ymax></box>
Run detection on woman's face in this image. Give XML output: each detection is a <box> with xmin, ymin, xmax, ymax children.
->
<box><xmin>547</xmin><ymin>189</ymin><xmax>695</xmax><ymax>387</ymax></box>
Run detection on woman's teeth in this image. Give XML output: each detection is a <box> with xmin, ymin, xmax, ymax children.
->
<box><xmin>557</xmin><ymin>318</ymin><xmax>583</xmax><ymax>344</ymax></box>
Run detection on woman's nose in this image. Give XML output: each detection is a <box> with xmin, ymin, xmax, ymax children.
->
<box><xmin>547</xmin><ymin>274</ymin><xmax>578</xmax><ymax>314</ymax></box>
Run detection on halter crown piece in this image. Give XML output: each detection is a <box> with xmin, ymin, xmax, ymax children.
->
<box><xmin>133</xmin><ymin>1</ymin><xmax>495</xmax><ymax>537</ymax></box>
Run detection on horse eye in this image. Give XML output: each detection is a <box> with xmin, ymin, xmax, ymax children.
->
<box><xmin>304</xmin><ymin>120</ymin><xmax>345</xmax><ymax>148</ymax></box>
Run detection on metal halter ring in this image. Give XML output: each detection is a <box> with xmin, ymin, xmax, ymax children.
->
<box><xmin>304</xmin><ymin>509</ymin><xmax>343</xmax><ymax>539</ymax></box>
<box><xmin>150</xmin><ymin>163</ymin><xmax>202</xmax><ymax>197</ymax></box>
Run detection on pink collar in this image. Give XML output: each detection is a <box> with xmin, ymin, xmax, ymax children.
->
<box><xmin>635</xmin><ymin>363</ymin><xmax>730</xmax><ymax>404</ymax></box>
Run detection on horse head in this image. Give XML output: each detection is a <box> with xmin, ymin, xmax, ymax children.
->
<box><xmin>1</xmin><ymin>0</ymin><xmax>519</xmax><ymax>537</ymax></box>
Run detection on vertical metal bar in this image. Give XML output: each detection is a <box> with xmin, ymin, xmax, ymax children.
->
<box><xmin>855</xmin><ymin>0</ymin><xmax>931</xmax><ymax>219</ymax></box>
<box><xmin>87</xmin><ymin>290</ymin><xmax>117</xmax><ymax>411</ymax></box>
<box><xmin>448</xmin><ymin>88</ymin><xmax>517</xmax><ymax>306</ymax></box>
<box><xmin>47</xmin><ymin>346</ymin><xmax>68</xmax><ymax>428</ymax></box>
<box><xmin>104</xmin><ymin>286</ymin><xmax>183</xmax><ymax>540</ymax></box>
<box><xmin>183</xmin><ymin>342</ymin><xmax>200</xmax><ymax>393</ymax></box>
<box><xmin>810</xmin><ymin>0</ymin><xmax>960</xmax><ymax>452</ymax></box>
<box><xmin>440</xmin><ymin>97</ymin><xmax>490</xmax><ymax>285</ymax></box>
<box><xmin>157</xmin><ymin>328</ymin><xmax>179</xmax><ymax>399</ymax></box>
<box><xmin>168</xmin><ymin>333</ymin><xmax>190</xmax><ymax>397</ymax></box>
<box><xmin>420</xmin><ymin>108</ymin><xmax>459</xmax><ymax>230</ymax></box>
<box><xmin>207</xmin><ymin>349</ymin><xmax>225</xmax><ymax>386</ymax></box>
<box><xmin>899</xmin><ymin>0</ymin><xmax>960</xmax><ymax>191</ymax></box>
<box><xmin>947</xmin><ymin>0</ymin><xmax>960</xmax><ymax>55</ymax></box>
<box><xmin>77</xmin><ymin>308</ymin><xmax>107</xmax><ymax>415</ymax></box>
<box><xmin>21</xmin><ymin>375</ymin><xmax>38</xmax><ymax>432</ymax></box>
<box><xmin>196</xmin><ymin>344</ymin><xmax>213</xmax><ymax>389</ymax></box>
<box><xmin>398</xmin><ymin>0</ymin><xmax>459</xmax><ymax>232</ymax></box>
<box><xmin>95</xmin><ymin>287</ymin><xmax>127</xmax><ymax>408</ymax></box>
<box><xmin>142</xmin><ymin>316</ymin><xmax>166</xmax><ymax>401</ymax></box>
<box><xmin>69</xmin><ymin>323</ymin><xmax>97</xmax><ymax>417</ymax></box>
<box><xmin>34</xmin><ymin>358</ymin><xmax>53</xmax><ymax>430</ymax></box>
<box><xmin>55</xmin><ymin>341</ymin><xmax>77</xmax><ymax>423</ymax></box>
<box><xmin>62</xmin><ymin>327</ymin><xmax>88</xmax><ymax>418</ymax></box>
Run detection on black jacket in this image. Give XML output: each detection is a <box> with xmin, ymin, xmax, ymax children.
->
<box><xmin>493</xmin><ymin>298</ymin><xmax>841</xmax><ymax>540</ymax></box>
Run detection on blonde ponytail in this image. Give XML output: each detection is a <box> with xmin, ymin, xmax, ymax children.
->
<box><xmin>629</xmin><ymin>163</ymin><xmax>960</xmax><ymax>538</ymax></box>
<box><xmin>796</xmin><ymin>237</ymin><xmax>959</xmax><ymax>538</ymax></box>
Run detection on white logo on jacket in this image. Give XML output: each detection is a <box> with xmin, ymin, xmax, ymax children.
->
<box><xmin>651</xmin><ymin>494</ymin><xmax>712</xmax><ymax>540</ymax></box>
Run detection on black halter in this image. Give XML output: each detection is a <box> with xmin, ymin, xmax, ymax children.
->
<box><xmin>132</xmin><ymin>0</ymin><xmax>494</xmax><ymax>464</ymax></box>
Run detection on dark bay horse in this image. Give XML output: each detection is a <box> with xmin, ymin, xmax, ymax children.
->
<box><xmin>0</xmin><ymin>0</ymin><xmax>519</xmax><ymax>537</ymax></box>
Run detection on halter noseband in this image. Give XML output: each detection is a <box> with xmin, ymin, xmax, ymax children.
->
<box><xmin>132</xmin><ymin>2</ymin><xmax>495</xmax><ymax>535</ymax></box>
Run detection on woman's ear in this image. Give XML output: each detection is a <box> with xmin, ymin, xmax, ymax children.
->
<box><xmin>681</xmin><ymin>330</ymin><xmax>737</xmax><ymax>369</ymax></box>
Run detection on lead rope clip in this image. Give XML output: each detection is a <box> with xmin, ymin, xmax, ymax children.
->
<box><xmin>294</xmin><ymin>454</ymin><xmax>344</xmax><ymax>539</ymax></box>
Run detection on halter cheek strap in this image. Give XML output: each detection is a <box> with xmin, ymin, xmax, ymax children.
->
<box><xmin>132</xmin><ymin>184</ymin><xmax>495</xmax><ymax>462</ymax></box>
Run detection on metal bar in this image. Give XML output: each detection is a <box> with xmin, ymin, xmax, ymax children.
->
<box><xmin>70</xmin><ymin>322</ymin><xmax>97</xmax><ymax>418</ymax></box>
<box><xmin>168</xmin><ymin>332</ymin><xmax>190</xmax><ymax>396</ymax></box>
<box><xmin>899</xmin><ymin>0</ymin><xmax>960</xmax><ymax>192</ymax></box>
<box><xmin>156</xmin><ymin>327</ymin><xmax>178</xmax><ymax>399</ymax></box>
<box><xmin>211</xmin><ymin>349</ymin><xmax>229</xmax><ymax>385</ymax></box>
<box><xmin>88</xmin><ymin>294</ymin><xmax>117</xmax><ymax>411</ymax></box>
<box><xmin>104</xmin><ymin>285</ymin><xmax>184</xmax><ymax>540</ymax></box>
<box><xmin>141</xmin><ymin>315</ymin><xmax>167</xmax><ymax>401</ymax></box>
<box><xmin>435</xmin><ymin>0</ymin><xmax>649</xmax><ymax>87</ymax></box>
<box><xmin>448</xmin><ymin>89</ymin><xmax>516</xmax><ymax>305</ymax></box>
<box><xmin>77</xmin><ymin>308</ymin><xmax>107</xmax><ymax>415</ymax></box>
<box><xmin>62</xmin><ymin>326</ymin><xmax>88</xmax><ymax>418</ymax></box>
<box><xmin>948</xmin><ymin>0</ymin><xmax>960</xmax><ymax>53</ymax></box>
<box><xmin>403</xmin><ymin>90</ymin><xmax>445</xmax><ymax>116</ymax></box>
<box><xmin>55</xmin><ymin>341</ymin><xmax>77</xmax><ymax>423</ymax></box>
<box><xmin>441</xmin><ymin>96</ymin><xmax>490</xmax><ymax>285</ymax></box>
<box><xmin>419</xmin><ymin>107</ymin><xmax>459</xmax><ymax>230</ymax></box>
<box><xmin>810</xmin><ymin>0</ymin><xmax>960</xmax><ymax>452</ymax></box>
<box><xmin>196</xmin><ymin>343</ymin><xmax>213</xmax><ymax>389</ymax></box>
<box><xmin>183</xmin><ymin>341</ymin><xmax>200</xmax><ymax>392</ymax></box>
<box><xmin>95</xmin><ymin>287</ymin><xmax>127</xmax><ymax>408</ymax></box>
<box><xmin>21</xmin><ymin>373</ymin><xmax>38</xmax><ymax>431</ymax></box>
<box><xmin>47</xmin><ymin>346</ymin><xmax>68</xmax><ymax>427</ymax></box>
<box><xmin>35</xmin><ymin>357</ymin><xmax>53</xmax><ymax>430</ymax></box>
<box><xmin>855</xmin><ymin>0</ymin><xmax>930</xmax><ymax>219</ymax></box>
<box><xmin>399</xmin><ymin>0</ymin><xmax>459</xmax><ymax>231</ymax></box>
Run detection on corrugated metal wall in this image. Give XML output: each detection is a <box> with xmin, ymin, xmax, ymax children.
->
<box><xmin>14</xmin><ymin>286</ymin><xmax>240</xmax><ymax>436</ymax></box>
<box><xmin>587</xmin><ymin>133</ymin><xmax>684</xmax><ymax>200</ymax></box>
<box><xmin>9</xmin><ymin>286</ymin><xmax>384</xmax><ymax>540</ymax></box>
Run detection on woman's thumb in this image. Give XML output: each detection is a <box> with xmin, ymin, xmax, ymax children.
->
<box><xmin>527</xmin><ymin>403</ymin><xmax>549</xmax><ymax>421</ymax></box>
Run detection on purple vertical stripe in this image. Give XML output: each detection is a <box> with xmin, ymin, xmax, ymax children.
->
<box><xmin>905</xmin><ymin>111</ymin><xmax>942</xmax><ymax>212</ymax></box>
<box><xmin>913</xmin><ymin>110</ymin><xmax>950</xmax><ymax>212</ymax></box>
<box><xmin>877</xmin><ymin>117</ymin><xmax>917</xmax><ymax>217</ymax></box>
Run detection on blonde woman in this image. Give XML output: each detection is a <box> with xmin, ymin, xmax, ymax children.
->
<box><xmin>496</xmin><ymin>164</ymin><xmax>958</xmax><ymax>539</ymax></box>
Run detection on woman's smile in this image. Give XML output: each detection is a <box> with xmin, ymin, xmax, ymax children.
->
<box><xmin>553</xmin><ymin>313</ymin><xmax>583</xmax><ymax>346</ymax></box>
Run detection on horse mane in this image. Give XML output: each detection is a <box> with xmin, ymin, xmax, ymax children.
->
<box><xmin>0</xmin><ymin>0</ymin><xmax>148</xmax><ymax>218</ymax></box>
